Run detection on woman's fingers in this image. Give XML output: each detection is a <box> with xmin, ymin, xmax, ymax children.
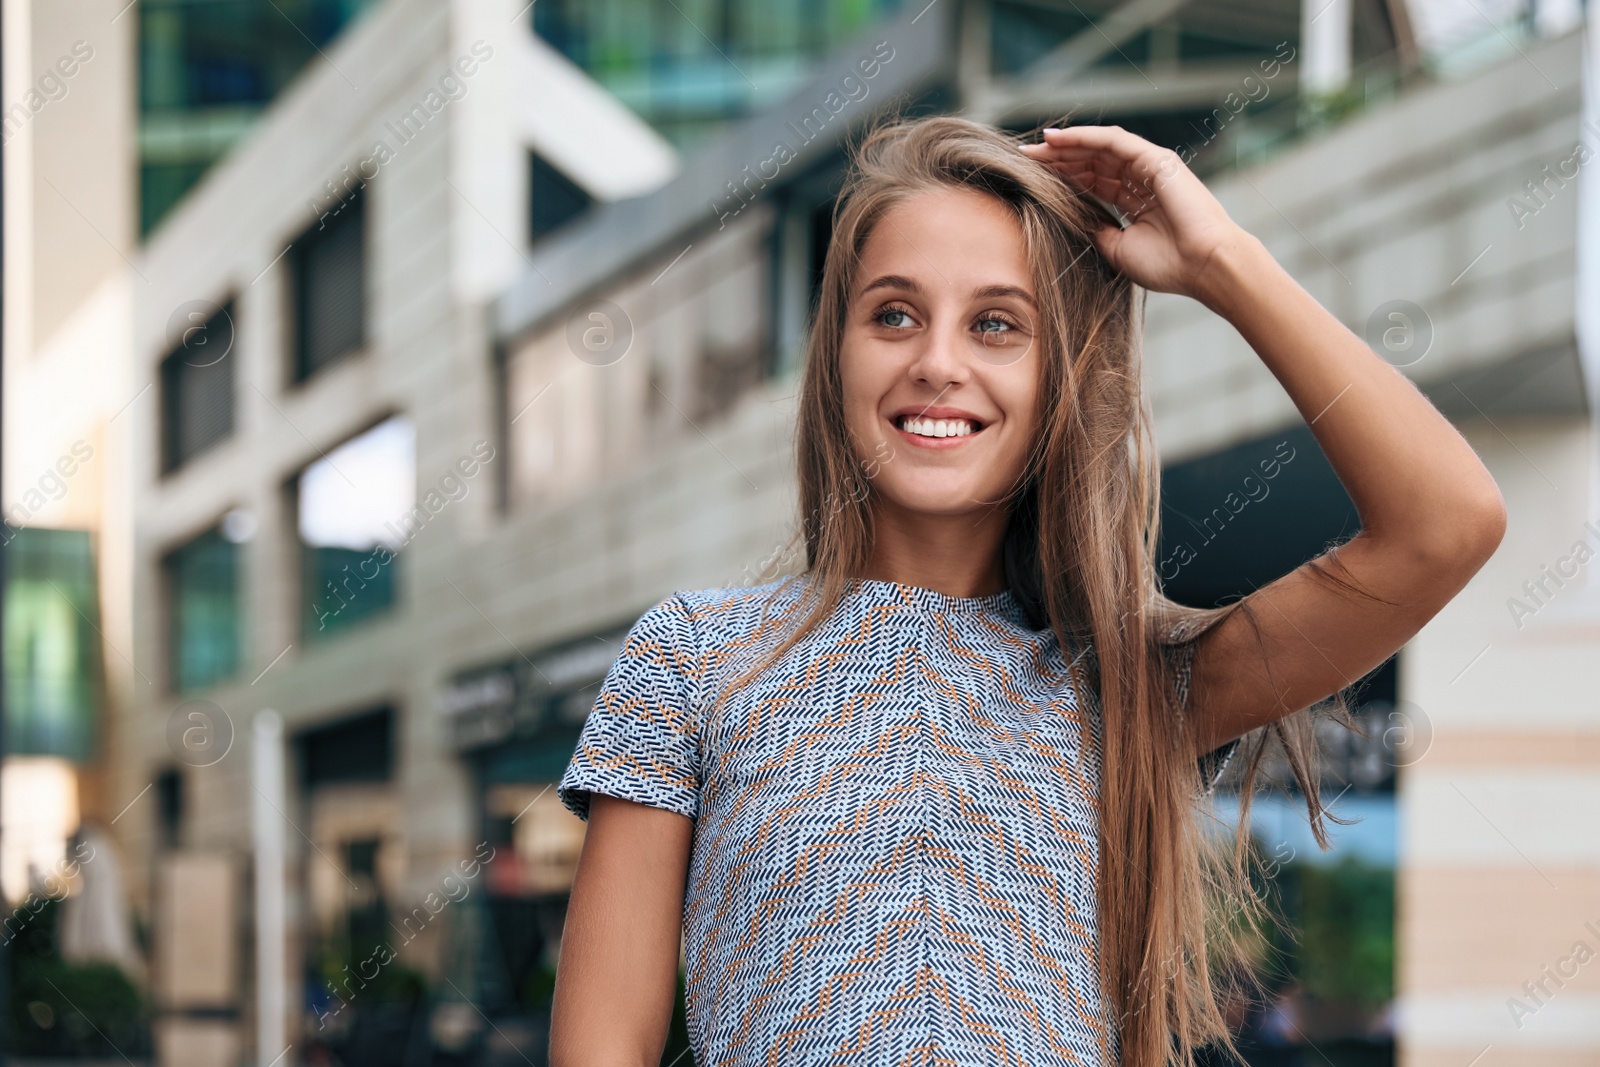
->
<box><xmin>1039</xmin><ymin>160</ymin><xmax>1160</xmax><ymax>219</ymax></box>
<box><xmin>1020</xmin><ymin>125</ymin><xmax>1245</xmax><ymax>296</ymax></box>
<box><xmin>1023</xmin><ymin>148</ymin><xmax>1128</xmax><ymax>193</ymax></box>
<box><xmin>1027</xmin><ymin>126</ymin><xmax>1188</xmax><ymax>193</ymax></box>
<box><xmin>1023</xmin><ymin>153</ymin><xmax>1143</xmax><ymax>206</ymax></box>
<box><xmin>1039</xmin><ymin>124</ymin><xmax>1158</xmax><ymax>163</ymax></box>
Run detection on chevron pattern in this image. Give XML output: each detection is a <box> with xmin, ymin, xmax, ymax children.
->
<box><xmin>559</xmin><ymin>576</ymin><xmax>1235</xmax><ymax>1066</ymax></box>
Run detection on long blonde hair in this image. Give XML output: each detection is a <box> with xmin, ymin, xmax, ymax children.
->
<box><xmin>716</xmin><ymin>115</ymin><xmax>1371</xmax><ymax>1066</ymax></box>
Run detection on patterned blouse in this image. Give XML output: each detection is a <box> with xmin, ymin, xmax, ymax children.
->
<box><xmin>557</xmin><ymin>576</ymin><xmax>1238</xmax><ymax>1066</ymax></box>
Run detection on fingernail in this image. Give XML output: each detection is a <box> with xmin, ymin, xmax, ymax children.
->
<box><xmin>1043</xmin><ymin>127</ymin><xmax>1062</xmax><ymax>134</ymax></box>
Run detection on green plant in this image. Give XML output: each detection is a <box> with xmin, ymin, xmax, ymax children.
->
<box><xmin>6</xmin><ymin>897</ymin><xmax>149</xmax><ymax>1057</ymax></box>
<box><xmin>1292</xmin><ymin>856</ymin><xmax>1395</xmax><ymax>1007</ymax></box>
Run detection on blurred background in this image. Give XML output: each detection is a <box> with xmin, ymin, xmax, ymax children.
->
<box><xmin>1</xmin><ymin>0</ymin><xmax>1596</xmax><ymax>1063</ymax></box>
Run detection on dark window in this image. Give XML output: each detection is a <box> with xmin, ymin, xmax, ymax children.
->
<box><xmin>342</xmin><ymin>836</ymin><xmax>389</xmax><ymax>946</ymax></box>
<box><xmin>806</xmin><ymin>198</ymin><xmax>834</xmax><ymax>308</ymax></box>
<box><xmin>160</xmin><ymin>300</ymin><xmax>235</xmax><ymax>472</ymax></box>
<box><xmin>1158</xmin><ymin>424</ymin><xmax>1359</xmax><ymax>610</ymax></box>
<box><xmin>298</xmin><ymin>708</ymin><xmax>393</xmax><ymax>788</ymax></box>
<box><xmin>141</xmin><ymin>161</ymin><xmax>214</xmax><ymax>236</ymax></box>
<box><xmin>290</xmin><ymin>187</ymin><xmax>365</xmax><ymax>381</ymax></box>
<box><xmin>156</xmin><ymin>768</ymin><xmax>184</xmax><ymax>850</ymax></box>
<box><xmin>530</xmin><ymin>151</ymin><xmax>592</xmax><ymax>242</ymax></box>
<box><xmin>165</xmin><ymin>527</ymin><xmax>242</xmax><ymax>692</ymax></box>
<box><xmin>768</xmin><ymin>163</ymin><xmax>843</xmax><ymax>378</ymax></box>
<box><xmin>347</xmin><ymin>838</ymin><xmax>380</xmax><ymax>879</ymax></box>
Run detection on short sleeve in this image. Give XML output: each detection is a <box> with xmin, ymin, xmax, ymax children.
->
<box><xmin>557</xmin><ymin>595</ymin><xmax>703</xmax><ymax>822</ymax></box>
<box><xmin>1166</xmin><ymin>637</ymin><xmax>1239</xmax><ymax>797</ymax></box>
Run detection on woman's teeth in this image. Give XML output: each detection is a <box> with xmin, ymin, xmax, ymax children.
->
<box><xmin>899</xmin><ymin>416</ymin><xmax>977</xmax><ymax>438</ymax></box>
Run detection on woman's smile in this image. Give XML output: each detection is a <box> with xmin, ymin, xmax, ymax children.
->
<box><xmin>890</xmin><ymin>405</ymin><xmax>989</xmax><ymax>449</ymax></box>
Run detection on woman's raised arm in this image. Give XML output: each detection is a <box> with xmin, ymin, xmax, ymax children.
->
<box><xmin>1021</xmin><ymin>125</ymin><xmax>1507</xmax><ymax>752</ymax></box>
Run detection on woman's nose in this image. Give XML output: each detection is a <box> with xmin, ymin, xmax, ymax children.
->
<box><xmin>908</xmin><ymin>320</ymin><xmax>969</xmax><ymax>387</ymax></box>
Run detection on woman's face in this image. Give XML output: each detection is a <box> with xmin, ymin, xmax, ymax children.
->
<box><xmin>840</xmin><ymin>186</ymin><xmax>1040</xmax><ymax>520</ymax></box>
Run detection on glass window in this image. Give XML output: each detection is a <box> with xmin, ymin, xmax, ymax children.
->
<box><xmin>297</xmin><ymin>708</ymin><xmax>393</xmax><ymax>787</ymax></box>
<box><xmin>530</xmin><ymin>152</ymin><xmax>593</xmax><ymax>243</ymax></box>
<box><xmin>138</xmin><ymin>0</ymin><xmax>379</xmax><ymax>233</ymax></box>
<box><xmin>297</xmin><ymin>415</ymin><xmax>415</xmax><ymax>641</ymax></box>
<box><xmin>156</xmin><ymin>768</ymin><xmax>185</xmax><ymax>850</ymax></box>
<box><xmin>532</xmin><ymin>0</ymin><xmax>905</xmax><ymax>146</ymax></box>
<box><xmin>160</xmin><ymin>300</ymin><xmax>236</xmax><ymax>472</ymax></box>
<box><xmin>166</xmin><ymin>526</ymin><xmax>242</xmax><ymax>692</ymax></box>
<box><xmin>291</xmin><ymin>188</ymin><xmax>366</xmax><ymax>382</ymax></box>
<box><xmin>3</xmin><ymin>528</ymin><xmax>101</xmax><ymax>761</ymax></box>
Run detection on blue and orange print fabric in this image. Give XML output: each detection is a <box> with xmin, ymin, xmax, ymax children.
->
<box><xmin>558</xmin><ymin>575</ymin><xmax>1237</xmax><ymax>1066</ymax></box>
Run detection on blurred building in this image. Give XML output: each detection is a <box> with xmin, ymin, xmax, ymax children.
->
<box><xmin>2</xmin><ymin>0</ymin><xmax>140</xmax><ymax>1038</ymax></box>
<box><xmin>3</xmin><ymin>0</ymin><xmax>1597</xmax><ymax>1065</ymax></box>
<box><xmin>138</xmin><ymin>0</ymin><xmax>383</xmax><ymax>234</ymax></box>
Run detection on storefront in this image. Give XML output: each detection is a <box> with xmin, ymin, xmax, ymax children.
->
<box><xmin>439</xmin><ymin>617</ymin><xmax>635</xmax><ymax>1025</ymax></box>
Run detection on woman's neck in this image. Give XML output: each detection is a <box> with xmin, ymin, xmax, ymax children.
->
<box><xmin>857</xmin><ymin>499</ymin><xmax>1011</xmax><ymax>598</ymax></box>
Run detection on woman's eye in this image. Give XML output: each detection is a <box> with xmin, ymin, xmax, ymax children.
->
<box><xmin>976</xmin><ymin>317</ymin><xmax>1012</xmax><ymax>333</ymax></box>
<box><xmin>876</xmin><ymin>308</ymin><xmax>914</xmax><ymax>329</ymax></box>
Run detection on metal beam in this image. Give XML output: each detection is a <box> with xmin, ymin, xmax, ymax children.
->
<box><xmin>972</xmin><ymin>57</ymin><xmax>1296</xmax><ymax>124</ymax></box>
<box><xmin>1019</xmin><ymin>0</ymin><xmax>1191</xmax><ymax>86</ymax></box>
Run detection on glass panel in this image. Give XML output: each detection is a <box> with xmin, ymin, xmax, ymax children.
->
<box><xmin>530</xmin><ymin>153</ymin><xmax>592</xmax><ymax>243</ymax></box>
<box><xmin>3</xmin><ymin>528</ymin><xmax>100</xmax><ymax>761</ymax></box>
<box><xmin>298</xmin><ymin>415</ymin><xmax>415</xmax><ymax>640</ymax></box>
<box><xmin>167</xmin><ymin>527</ymin><xmax>242</xmax><ymax>693</ymax></box>
<box><xmin>138</xmin><ymin>0</ymin><xmax>379</xmax><ymax>233</ymax></box>
<box><xmin>532</xmin><ymin>0</ymin><xmax>906</xmax><ymax>146</ymax></box>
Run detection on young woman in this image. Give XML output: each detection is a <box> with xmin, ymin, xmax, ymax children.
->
<box><xmin>548</xmin><ymin>117</ymin><xmax>1505</xmax><ymax>1067</ymax></box>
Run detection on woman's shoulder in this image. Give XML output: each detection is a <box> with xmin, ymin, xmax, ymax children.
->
<box><xmin>672</xmin><ymin>575</ymin><xmax>801</xmax><ymax>610</ymax></box>
<box><xmin>643</xmin><ymin>576</ymin><xmax>812</xmax><ymax>649</ymax></box>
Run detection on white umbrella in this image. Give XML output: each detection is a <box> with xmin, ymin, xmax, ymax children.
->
<box><xmin>58</xmin><ymin>822</ymin><xmax>144</xmax><ymax>982</ymax></box>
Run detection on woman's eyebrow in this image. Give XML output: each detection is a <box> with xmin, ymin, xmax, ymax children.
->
<box><xmin>858</xmin><ymin>276</ymin><xmax>1037</xmax><ymax>307</ymax></box>
<box><xmin>973</xmin><ymin>284</ymin><xmax>1037</xmax><ymax>307</ymax></box>
<box><xmin>859</xmin><ymin>274</ymin><xmax>920</xmax><ymax>297</ymax></box>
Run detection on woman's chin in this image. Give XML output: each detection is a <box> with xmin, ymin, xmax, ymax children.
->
<box><xmin>874</xmin><ymin>480</ymin><xmax>1006</xmax><ymax>521</ymax></box>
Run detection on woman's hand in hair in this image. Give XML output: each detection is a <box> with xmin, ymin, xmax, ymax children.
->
<box><xmin>1022</xmin><ymin>130</ymin><xmax>1507</xmax><ymax>758</ymax></box>
<box><xmin>1019</xmin><ymin>125</ymin><xmax>1254</xmax><ymax>303</ymax></box>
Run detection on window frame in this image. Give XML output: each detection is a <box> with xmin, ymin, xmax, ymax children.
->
<box><xmin>161</xmin><ymin>516</ymin><xmax>246</xmax><ymax>694</ymax></box>
<box><xmin>289</xmin><ymin>411</ymin><xmax>414</xmax><ymax>644</ymax></box>
<box><xmin>158</xmin><ymin>296</ymin><xmax>238</xmax><ymax>476</ymax></box>
<box><xmin>286</xmin><ymin>181</ymin><xmax>369</xmax><ymax>386</ymax></box>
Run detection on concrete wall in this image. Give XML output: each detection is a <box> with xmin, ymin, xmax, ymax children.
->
<box><xmin>1401</xmin><ymin>414</ymin><xmax>1600</xmax><ymax>1066</ymax></box>
<box><xmin>1143</xmin><ymin>27</ymin><xmax>1587</xmax><ymax>463</ymax></box>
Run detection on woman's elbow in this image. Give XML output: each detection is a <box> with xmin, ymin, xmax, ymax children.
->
<box><xmin>1477</xmin><ymin>488</ymin><xmax>1508</xmax><ymax>555</ymax></box>
<box><xmin>1456</xmin><ymin>484</ymin><xmax>1508</xmax><ymax>568</ymax></box>
<box><xmin>1418</xmin><ymin>485</ymin><xmax>1507</xmax><ymax>578</ymax></box>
